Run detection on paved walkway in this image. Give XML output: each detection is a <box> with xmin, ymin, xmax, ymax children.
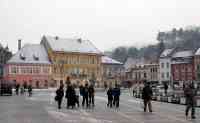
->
<box><xmin>0</xmin><ymin>90</ymin><xmax>199</xmax><ymax>123</ymax></box>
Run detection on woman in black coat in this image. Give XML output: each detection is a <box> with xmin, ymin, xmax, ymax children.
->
<box><xmin>66</xmin><ymin>85</ymin><xmax>76</xmax><ymax>109</ymax></box>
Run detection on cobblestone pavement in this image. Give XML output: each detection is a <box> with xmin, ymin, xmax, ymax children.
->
<box><xmin>0</xmin><ymin>90</ymin><xmax>199</xmax><ymax>123</ymax></box>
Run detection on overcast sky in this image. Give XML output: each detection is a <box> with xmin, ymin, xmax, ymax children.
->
<box><xmin>0</xmin><ymin>0</ymin><xmax>200</xmax><ymax>53</ymax></box>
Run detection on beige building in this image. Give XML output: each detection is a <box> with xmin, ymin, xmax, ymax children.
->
<box><xmin>126</xmin><ymin>63</ymin><xmax>159</xmax><ymax>84</ymax></box>
<box><xmin>41</xmin><ymin>36</ymin><xmax>103</xmax><ymax>86</ymax></box>
<box><xmin>101</xmin><ymin>56</ymin><xmax>125</xmax><ymax>86</ymax></box>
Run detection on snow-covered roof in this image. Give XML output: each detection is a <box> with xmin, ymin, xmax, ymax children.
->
<box><xmin>124</xmin><ymin>57</ymin><xmax>148</xmax><ymax>70</ymax></box>
<box><xmin>44</xmin><ymin>36</ymin><xmax>102</xmax><ymax>54</ymax></box>
<box><xmin>195</xmin><ymin>48</ymin><xmax>200</xmax><ymax>55</ymax></box>
<box><xmin>172</xmin><ymin>50</ymin><xmax>193</xmax><ymax>58</ymax></box>
<box><xmin>8</xmin><ymin>44</ymin><xmax>51</xmax><ymax>64</ymax></box>
<box><xmin>160</xmin><ymin>49</ymin><xmax>174</xmax><ymax>58</ymax></box>
<box><xmin>101</xmin><ymin>56</ymin><xmax>123</xmax><ymax>65</ymax></box>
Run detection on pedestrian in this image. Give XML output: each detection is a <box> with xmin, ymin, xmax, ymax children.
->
<box><xmin>20</xmin><ymin>85</ymin><xmax>24</xmax><ymax>95</ymax></box>
<box><xmin>113</xmin><ymin>84</ymin><xmax>121</xmax><ymax>108</ymax></box>
<box><xmin>82</xmin><ymin>83</ymin><xmax>89</xmax><ymax>108</ymax></box>
<box><xmin>28</xmin><ymin>84</ymin><xmax>33</xmax><ymax>97</ymax></box>
<box><xmin>184</xmin><ymin>83</ymin><xmax>196</xmax><ymax>119</ymax></box>
<box><xmin>164</xmin><ymin>83</ymin><xmax>168</xmax><ymax>96</ymax></box>
<box><xmin>107</xmin><ymin>86</ymin><xmax>113</xmax><ymax>108</ymax></box>
<box><xmin>74</xmin><ymin>85</ymin><xmax>80</xmax><ymax>108</ymax></box>
<box><xmin>55</xmin><ymin>85</ymin><xmax>64</xmax><ymax>109</ymax></box>
<box><xmin>15</xmin><ymin>84</ymin><xmax>20</xmax><ymax>95</ymax></box>
<box><xmin>65</xmin><ymin>84</ymin><xmax>76</xmax><ymax>109</ymax></box>
<box><xmin>89</xmin><ymin>84</ymin><xmax>95</xmax><ymax>107</ymax></box>
<box><xmin>142</xmin><ymin>81</ymin><xmax>153</xmax><ymax>112</ymax></box>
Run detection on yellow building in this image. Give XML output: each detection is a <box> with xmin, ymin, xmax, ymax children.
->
<box><xmin>41</xmin><ymin>36</ymin><xmax>102</xmax><ymax>86</ymax></box>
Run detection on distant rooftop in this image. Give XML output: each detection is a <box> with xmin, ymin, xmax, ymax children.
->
<box><xmin>7</xmin><ymin>44</ymin><xmax>51</xmax><ymax>64</ymax></box>
<box><xmin>160</xmin><ymin>48</ymin><xmax>174</xmax><ymax>58</ymax></box>
<box><xmin>172</xmin><ymin>50</ymin><xmax>193</xmax><ymax>58</ymax></box>
<box><xmin>43</xmin><ymin>36</ymin><xmax>102</xmax><ymax>54</ymax></box>
<box><xmin>195</xmin><ymin>48</ymin><xmax>200</xmax><ymax>55</ymax></box>
<box><xmin>101</xmin><ymin>56</ymin><xmax>123</xmax><ymax>65</ymax></box>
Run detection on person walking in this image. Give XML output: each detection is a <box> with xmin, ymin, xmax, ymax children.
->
<box><xmin>20</xmin><ymin>85</ymin><xmax>24</xmax><ymax>95</ymax></box>
<box><xmin>65</xmin><ymin>84</ymin><xmax>76</xmax><ymax>109</ymax></box>
<box><xmin>184</xmin><ymin>83</ymin><xmax>196</xmax><ymax>119</ymax></box>
<box><xmin>113</xmin><ymin>84</ymin><xmax>121</xmax><ymax>108</ymax></box>
<box><xmin>74</xmin><ymin>85</ymin><xmax>80</xmax><ymax>108</ymax></box>
<box><xmin>15</xmin><ymin>84</ymin><xmax>20</xmax><ymax>95</ymax></box>
<box><xmin>28</xmin><ymin>84</ymin><xmax>32</xmax><ymax>97</ymax></box>
<box><xmin>164</xmin><ymin>83</ymin><xmax>168</xmax><ymax>96</ymax></box>
<box><xmin>142</xmin><ymin>81</ymin><xmax>153</xmax><ymax>112</ymax></box>
<box><xmin>88</xmin><ymin>84</ymin><xmax>95</xmax><ymax>107</ymax></box>
<box><xmin>82</xmin><ymin>83</ymin><xmax>89</xmax><ymax>108</ymax></box>
<box><xmin>55</xmin><ymin>85</ymin><xmax>64</xmax><ymax>109</ymax></box>
<box><xmin>107</xmin><ymin>86</ymin><xmax>113</xmax><ymax>108</ymax></box>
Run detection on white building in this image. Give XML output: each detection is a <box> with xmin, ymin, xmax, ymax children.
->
<box><xmin>159</xmin><ymin>49</ymin><xmax>174</xmax><ymax>85</ymax></box>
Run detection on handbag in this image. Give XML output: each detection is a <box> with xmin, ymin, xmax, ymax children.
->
<box><xmin>54</xmin><ymin>95</ymin><xmax>58</xmax><ymax>101</ymax></box>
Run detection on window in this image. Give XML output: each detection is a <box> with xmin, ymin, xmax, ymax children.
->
<box><xmin>166</xmin><ymin>62</ymin><xmax>169</xmax><ymax>68</ymax></box>
<box><xmin>166</xmin><ymin>72</ymin><xmax>169</xmax><ymax>78</ymax></box>
<box><xmin>11</xmin><ymin>66</ymin><xmax>18</xmax><ymax>74</ymax></box>
<box><xmin>43</xmin><ymin>67</ymin><xmax>50</xmax><ymax>74</ymax></box>
<box><xmin>161</xmin><ymin>73</ymin><xmax>165</xmax><ymax>79</ymax></box>
<box><xmin>161</xmin><ymin>63</ymin><xmax>164</xmax><ymax>68</ymax></box>
<box><xmin>144</xmin><ymin>73</ymin><xmax>147</xmax><ymax>78</ymax></box>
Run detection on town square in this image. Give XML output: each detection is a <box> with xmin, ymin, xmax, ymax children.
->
<box><xmin>0</xmin><ymin>0</ymin><xmax>200</xmax><ymax>123</ymax></box>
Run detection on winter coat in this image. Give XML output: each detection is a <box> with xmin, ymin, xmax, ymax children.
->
<box><xmin>142</xmin><ymin>85</ymin><xmax>153</xmax><ymax>100</ymax></box>
<box><xmin>112</xmin><ymin>87</ymin><xmax>120</xmax><ymax>97</ymax></box>
<box><xmin>56</xmin><ymin>88</ymin><xmax>64</xmax><ymax>101</ymax></box>
<box><xmin>184</xmin><ymin>86</ymin><xmax>196</xmax><ymax>105</ymax></box>
<box><xmin>89</xmin><ymin>86</ymin><xmax>95</xmax><ymax>96</ymax></box>
<box><xmin>82</xmin><ymin>87</ymin><xmax>89</xmax><ymax>97</ymax></box>
<box><xmin>107</xmin><ymin>88</ymin><xmax>113</xmax><ymax>100</ymax></box>
<box><xmin>65</xmin><ymin>86</ymin><xmax>76</xmax><ymax>106</ymax></box>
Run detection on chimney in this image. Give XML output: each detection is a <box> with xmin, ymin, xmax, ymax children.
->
<box><xmin>77</xmin><ymin>38</ymin><xmax>82</xmax><ymax>43</ymax></box>
<box><xmin>55</xmin><ymin>36</ymin><xmax>59</xmax><ymax>40</ymax></box>
<box><xmin>18</xmin><ymin>39</ymin><xmax>21</xmax><ymax>51</ymax></box>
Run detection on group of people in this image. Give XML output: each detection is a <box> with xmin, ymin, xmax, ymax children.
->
<box><xmin>55</xmin><ymin>79</ymin><xmax>198</xmax><ymax>120</ymax></box>
<box><xmin>55</xmin><ymin>83</ymin><xmax>95</xmax><ymax>109</ymax></box>
<box><xmin>106</xmin><ymin>84</ymin><xmax>121</xmax><ymax>108</ymax></box>
<box><xmin>15</xmin><ymin>83</ymin><xmax>33</xmax><ymax>97</ymax></box>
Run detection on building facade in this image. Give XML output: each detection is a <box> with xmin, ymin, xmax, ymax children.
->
<box><xmin>171</xmin><ymin>50</ymin><xmax>195</xmax><ymax>85</ymax></box>
<box><xmin>4</xmin><ymin>44</ymin><xmax>52</xmax><ymax>88</ymax></box>
<box><xmin>126</xmin><ymin>63</ymin><xmax>159</xmax><ymax>84</ymax></box>
<box><xmin>41</xmin><ymin>36</ymin><xmax>102</xmax><ymax>86</ymax></box>
<box><xmin>101</xmin><ymin>56</ymin><xmax>124</xmax><ymax>86</ymax></box>
<box><xmin>159</xmin><ymin>49</ymin><xmax>174</xmax><ymax>85</ymax></box>
<box><xmin>194</xmin><ymin>48</ymin><xmax>200</xmax><ymax>81</ymax></box>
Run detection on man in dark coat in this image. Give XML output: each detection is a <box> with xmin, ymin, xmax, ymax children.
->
<box><xmin>82</xmin><ymin>83</ymin><xmax>89</xmax><ymax>108</ymax></box>
<box><xmin>184</xmin><ymin>83</ymin><xmax>196</xmax><ymax>119</ymax></box>
<box><xmin>28</xmin><ymin>84</ymin><xmax>32</xmax><ymax>97</ymax></box>
<box><xmin>107</xmin><ymin>86</ymin><xmax>113</xmax><ymax>108</ymax></box>
<box><xmin>142</xmin><ymin>81</ymin><xmax>153</xmax><ymax>112</ymax></box>
<box><xmin>113</xmin><ymin>84</ymin><xmax>121</xmax><ymax>108</ymax></box>
<box><xmin>164</xmin><ymin>83</ymin><xmax>168</xmax><ymax>96</ymax></box>
<box><xmin>55</xmin><ymin>85</ymin><xmax>64</xmax><ymax>109</ymax></box>
<box><xmin>15</xmin><ymin>84</ymin><xmax>20</xmax><ymax>95</ymax></box>
<box><xmin>65</xmin><ymin>84</ymin><xmax>76</xmax><ymax>109</ymax></box>
<box><xmin>88</xmin><ymin>84</ymin><xmax>95</xmax><ymax>107</ymax></box>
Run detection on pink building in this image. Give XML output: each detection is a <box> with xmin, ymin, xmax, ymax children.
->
<box><xmin>171</xmin><ymin>50</ymin><xmax>195</xmax><ymax>84</ymax></box>
<box><xmin>4</xmin><ymin>44</ymin><xmax>52</xmax><ymax>88</ymax></box>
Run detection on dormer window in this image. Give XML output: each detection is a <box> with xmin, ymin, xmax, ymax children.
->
<box><xmin>77</xmin><ymin>38</ymin><xmax>82</xmax><ymax>43</ymax></box>
<box><xmin>20</xmin><ymin>53</ymin><xmax>26</xmax><ymax>60</ymax></box>
<box><xmin>33</xmin><ymin>53</ymin><xmax>39</xmax><ymax>61</ymax></box>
